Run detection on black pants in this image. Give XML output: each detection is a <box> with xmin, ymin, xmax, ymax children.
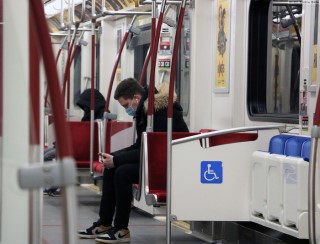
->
<box><xmin>98</xmin><ymin>163</ymin><xmax>139</xmax><ymax>229</ymax></box>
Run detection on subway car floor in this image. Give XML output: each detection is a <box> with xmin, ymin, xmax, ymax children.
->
<box><xmin>42</xmin><ymin>185</ymin><xmax>310</xmax><ymax>244</ymax></box>
<box><xmin>42</xmin><ymin>185</ymin><xmax>208</xmax><ymax>244</ymax></box>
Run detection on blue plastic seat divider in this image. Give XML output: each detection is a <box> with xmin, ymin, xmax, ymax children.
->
<box><xmin>285</xmin><ymin>136</ymin><xmax>310</xmax><ymax>157</ymax></box>
<box><xmin>269</xmin><ymin>135</ymin><xmax>294</xmax><ymax>155</ymax></box>
<box><xmin>301</xmin><ymin>139</ymin><xmax>311</xmax><ymax>162</ymax></box>
<box><xmin>268</xmin><ymin>134</ymin><xmax>311</xmax><ymax>162</ymax></box>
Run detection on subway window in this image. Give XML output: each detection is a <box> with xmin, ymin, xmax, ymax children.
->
<box><xmin>177</xmin><ymin>8</ymin><xmax>191</xmax><ymax>117</ymax></box>
<box><xmin>247</xmin><ymin>0</ymin><xmax>302</xmax><ymax>123</ymax></box>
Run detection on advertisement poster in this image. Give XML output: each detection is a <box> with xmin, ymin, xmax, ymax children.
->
<box><xmin>312</xmin><ymin>45</ymin><xmax>317</xmax><ymax>85</ymax></box>
<box><xmin>116</xmin><ymin>28</ymin><xmax>123</xmax><ymax>83</ymax></box>
<box><xmin>214</xmin><ymin>0</ymin><xmax>229</xmax><ymax>93</ymax></box>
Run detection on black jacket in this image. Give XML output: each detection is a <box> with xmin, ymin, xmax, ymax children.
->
<box><xmin>112</xmin><ymin>83</ymin><xmax>189</xmax><ymax>167</ymax></box>
<box><xmin>76</xmin><ymin>89</ymin><xmax>106</xmax><ymax>121</ymax></box>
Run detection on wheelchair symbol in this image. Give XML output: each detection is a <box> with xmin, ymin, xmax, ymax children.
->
<box><xmin>204</xmin><ymin>164</ymin><xmax>219</xmax><ymax>181</ymax></box>
<box><xmin>201</xmin><ymin>161</ymin><xmax>223</xmax><ymax>184</ymax></box>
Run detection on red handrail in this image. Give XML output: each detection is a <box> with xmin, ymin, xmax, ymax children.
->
<box><xmin>62</xmin><ymin>27</ymin><xmax>78</xmax><ymax>110</ymax></box>
<box><xmin>314</xmin><ymin>95</ymin><xmax>320</xmax><ymax>126</ymax></box>
<box><xmin>147</xmin><ymin>16</ymin><xmax>157</xmax><ymax>118</ymax></box>
<box><xmin>91</xmin><ymin>22</ymin><xmax>96</xmax><ymax>112</ymax></box>
<box><xmin>104</xmin><ymin>31</ymin><xmax>130</xmax><ymax>112</ymax></box>
<box><xmin>139</xmin><ymin>46</ymin><xmax>151</xmax><ymax>86</ymax></box>
<box><xmin>44</xmin><ymin>45</ymin><xmax>63</xmax><ymax>108</ymax></box>
<box><xmin>0</xmin><ymin>0</ymin><xmax>2</xmax><ymax>138</ymax></box>
<box><xmin>148</xmin><ymin>3</ymin><xmax>166</xmax><ymax>117</ymax></box>
<box><xmin>168</xmin><ymin>4</ymin><xmax>186</xmax><ymax>118</ymax></box>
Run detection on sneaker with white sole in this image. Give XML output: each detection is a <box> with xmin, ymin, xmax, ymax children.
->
<box><xmin>95</xmin><ymin>227</ymin><xmax>130</xmax><ymax>243</ymax></box>
<box><xmin>78</xmin><ymin>222</ymin><xmax>112</xmax><ymax>239</ymax></box>
<box><xmin>48</xmin><ymin>188</ymin><xmax>61</xmax><ymax>197</ymax></box>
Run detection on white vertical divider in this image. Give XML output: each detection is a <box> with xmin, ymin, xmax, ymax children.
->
<box><xmin>1</xmin><ymin>1</ymin><xmax>30</xmax><ymax>244</ymax></box>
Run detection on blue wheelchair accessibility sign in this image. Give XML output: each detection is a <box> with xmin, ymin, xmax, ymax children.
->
<box><xmin>201</xmin><ymin>161</ymin><xmax>223</xmax><ymax>184</ymax></box>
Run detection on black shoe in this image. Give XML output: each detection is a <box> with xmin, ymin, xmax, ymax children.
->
<box><xmin>48</xmin><ymin>188</ymin><xmax>61</xmax><ymax>197</ymax></box>
<box><xmin>95</xmin><ymin>227</ymin><xmax>130</xmax><ymax>243</ymax></box>
<box><xmin>43</xmin><ymin>188</ymin><xmax>51</xmax><ymax>195</ymax></box>
<box><xmin>78</xmin><ymin>222</ymin><xmax>113</xmax><ymax>239</ymax></box>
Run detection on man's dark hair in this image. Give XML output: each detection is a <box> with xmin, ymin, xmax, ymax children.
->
<box><xmin>114</xmin><ymin>78</ymin><xmax>145</xmax><ymax>100</ymax></box>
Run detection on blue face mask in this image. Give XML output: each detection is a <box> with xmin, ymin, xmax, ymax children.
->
<box><xmin>126</xmin><ymin>106</ymin><xmax>136</xmax><ymax>116</ymax></box>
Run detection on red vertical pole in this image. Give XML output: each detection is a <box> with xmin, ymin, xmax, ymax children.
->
<box><xmin>168</xmin><ymin>5</ymin><xmax>185</xmax><ymax>118</ymax></box>
<box><xmin>29</xmin><ymin>0</ymin><xmax>73</xmax><ymax>158</ymax></box>
<box><xmin>91</xmin><ymin>21</ymin><xmax>96</xmax><ymax>112</ymax></box>
<box><xmin>0</xmin><ymin>0</ymin><xmax>3</xmax><ymax>138</ymax></box>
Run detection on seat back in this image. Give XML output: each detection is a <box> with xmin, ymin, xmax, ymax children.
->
<box><xmin>199</xmin><ymin>129</ymin><xmax>258</xmax><ymax>147</ymax></box>
<box><xmin>145</xmin><ymin>132</ymin><xmax>199</xmax><ymax>205</ymax></box>
<box><xmin>104</xmin><ymin>120</ymin><xmax>133</xmax><ymax>153</ymax></box>
<box><xmin>93</xmin><ymin>120</ymin><xmax>133</xmax><ymax>175</ymax></box>
<box><xmin>67</xmin><ymin>121</ymin><xmax>100</xmax><ymax>168</ymax></box>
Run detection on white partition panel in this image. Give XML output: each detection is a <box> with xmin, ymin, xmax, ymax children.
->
<box><xmin>282</xmin><ymin>157</ymin><xmax>309</xmax><ymax>238</ymax></box>
<box><xmin>251</xmin><ymin>151</ymin><xmax>269</xmax><ymax>218</ymax></box>
<box><xmin>171</xmin><ymin>131</ymin><xmax>274</xmax><ymax>221</ymax></box>
<box><xmin>2</xmin><ymin>1</ymin><xmax>30</xmax><ymax>244</ymax></box>
<box><xmin>266</xmin><ymin>154</ymin><xmax>285</xmax><ymax>227</ymax></box>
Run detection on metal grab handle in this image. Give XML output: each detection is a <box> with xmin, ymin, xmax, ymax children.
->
<box><xmin>172</xmin><ymin>125</ymin><xmax>287</xmax><ymax>145</ymax></box>
<box><xmin>167</xmin><ymin>1</ymin><xmax>187</xmax><ymax>243</ymax></box>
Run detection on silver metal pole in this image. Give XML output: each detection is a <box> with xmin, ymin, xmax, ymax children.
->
<box><xmin>49</xmin><ymin>28</ymin><xmax>100</xmax><ymax>34</ymax></box>
<box><xmin>67</xmin><ymin>0</ymin><xmax>72</xmax><ymax>29</ymax></box>
<box><xmin>146</xmin><ymin>0</ymin><xmax>157</xmax><ymax>133</ymax></box>
<box><xmin>90</xmin><ymin>0</ymin><xmax>96</xmax><ymax>177</ymax></box>
<box><xmin>273</xmin><ymin>1</ymin><xmax>302</xmax><ymax>5</ymax></box>
<box><xmin>102</xmin><ymin>0</ymin><xmax>107</xmax><ymax>12</ymax></box>
<box><xmin>172</xmin><ymin>125</ymin><xmax>286</xmax><ymax>145</ymax></box>
<box><xmin>146</xmin><ymin>115</ymin><xmax>153</xmax><ymax>132</ymax></box>
<box><xmin>61</xmin><ymin>163</ymin><xmax>78</xmax><ymax>244</ymax></box>
<box><xmin>102</xmin><ymin>11</ymin><xmax>151</xmax><ymax>16</ymax></box>
<box><xmin>160</xmin><ymin>0</ymin><xmax>167</xmax><ymax>13</ymax></box>
<box><xmin>30</xmin><ymin>145</ymin><xmax>42</xmax><ymax>244</ymax></box>
<box><xmin>101</xmin><ymin>112</ymin><xmax>108</xmax><ymax>154</ymax></box>
<box><xmin>92</xmin><ymin>0</ymin><xmax>96</xmax><ymax>18</ymax></box>
<box><xmin>90</xmin><ymin>110</ymin><xmax>94</xmax><ymax>177</ymax></box>
<box><xmin>166</xmin><ymin>118</ymin><xmax>173</xmax><ymax>244</ymax></box>
<box><xmin>152</xmin><ymin>0</ymin><xmax>157</xmax><ymax>18</ymax></box>
<box><xmin>80</xmin><ymin>0</ymin><xmax>86</xmax><ymax>21</ymax></box>
<box><xmin>72</xmin><ymin>0</ymin><xmax>76</xmax><ymax>24</ymax></box>
<box><xmin>60</xmin><ymin>0</ymin><xmax>65</xmax><ymax>29</ymax></box>
<box><xmin>309</xmin><ymin>126</ymin><xmax>319</xmax><ymax>244</ymax></box>
<box><xmin>141</xmin><ymin>0</ymin><xmax>190</xmax><ymax>5</ymax></box>
<box><xmin>166</xmin><ymin>1</ymin><xmax>186</xmax><ymax>242</ymax></box>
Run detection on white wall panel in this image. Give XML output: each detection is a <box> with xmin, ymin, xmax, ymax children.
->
<box><xmin>1</xmin><ymin>1</ymin><xmax>30</xmax><ymax>243</ymax></box>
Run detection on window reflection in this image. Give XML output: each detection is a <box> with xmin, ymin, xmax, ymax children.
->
<box><xmin>247</xmin><ymin>1</ymin><xmax>306</xmax><ymax>123</ymax></box>
<box><xmin>268</xmin><ymin>4</ymin><xmax>302</xmax><ymax>114</ymax></box>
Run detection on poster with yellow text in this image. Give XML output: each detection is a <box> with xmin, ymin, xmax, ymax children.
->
<box><xmin>215</xmin><ymin>0</ymin><xmax>229</xmax><ymax>93</ymax></box>
<box><xmin>312</xmin><ymin>45</ymin><xmax>317</xmax><ymax>85</ymax></box>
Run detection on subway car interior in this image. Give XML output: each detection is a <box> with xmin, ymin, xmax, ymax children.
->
<box><xmin>1</xmin><ymin>0</ymin><xmax>320</xmax><ymax>244</ymax></box>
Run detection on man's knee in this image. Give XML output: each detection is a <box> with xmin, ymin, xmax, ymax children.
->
<box><xmin>114</xmin><ymin>165</ymin><xmax>138</xmax><ymax>184</ymax></box>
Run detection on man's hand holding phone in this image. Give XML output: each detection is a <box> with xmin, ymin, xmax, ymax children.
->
<box><xmin>99</xmin><ymin>152</ymin><xmax>115</xmax><ymax>169</ymax></box>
